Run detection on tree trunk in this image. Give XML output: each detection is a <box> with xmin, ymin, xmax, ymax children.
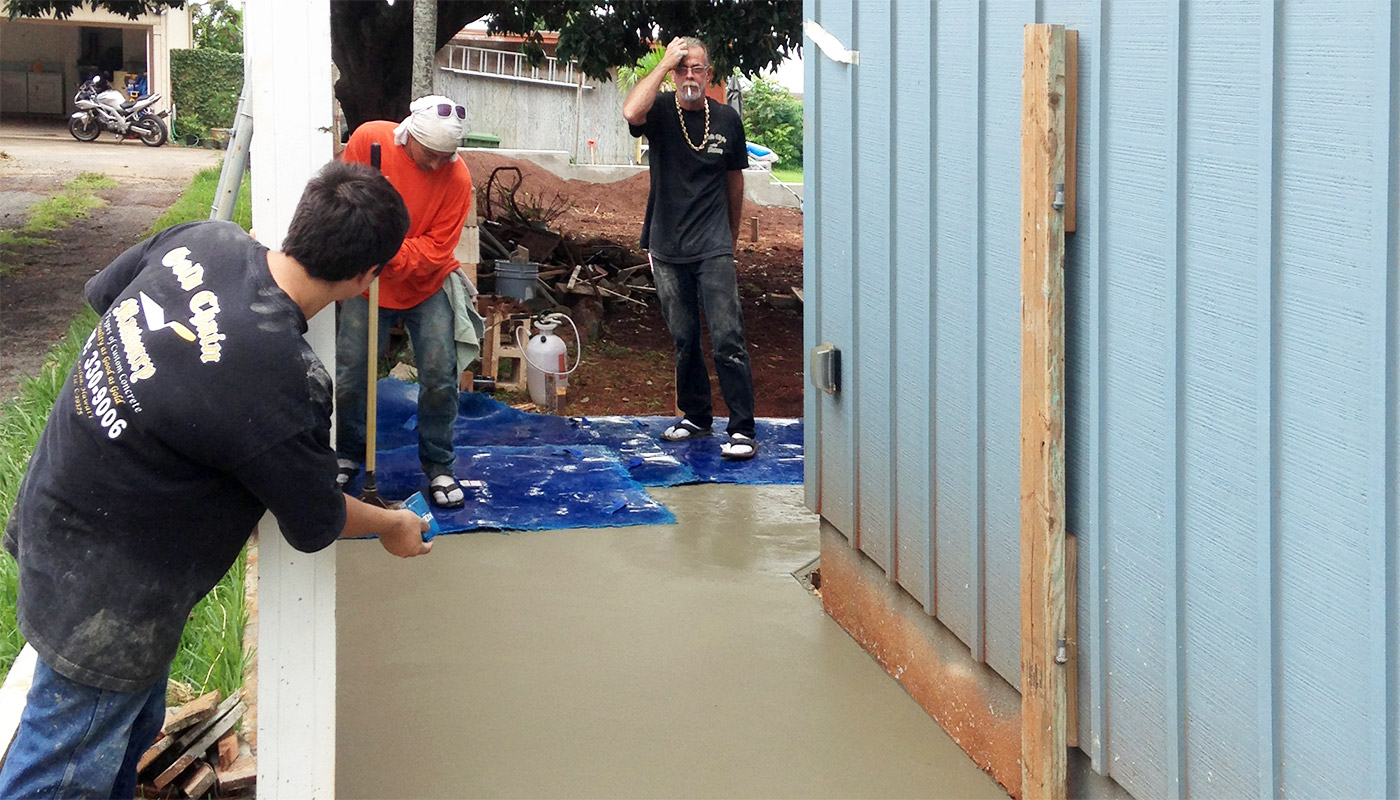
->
<box><xmin>330</xmin><ymin>0</ymin><xmax>496</xmax><ymax>134</ymax></box>
<box><xmin>411</xmin><ymin>0</ymin><xmax>438</xmax><ymax>100</ymax></box>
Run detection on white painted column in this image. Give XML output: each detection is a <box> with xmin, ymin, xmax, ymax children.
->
<box><xmin>245</xmin><ymin>1</ymin><xmax>338</xmax><ymax>796</ymax></box>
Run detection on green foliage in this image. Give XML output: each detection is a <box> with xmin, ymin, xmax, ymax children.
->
<box><xmin>191</xmin><ymin>0</ymin><xmax>241</xmax><ymax>53</ymax></box>
<box><xmin>616</xmin><ymin>45</ymin><xmax>672</xmax><ymax>94</ymax></box>
<box><xmin>0</xmin><ymin>166</ymin><xmax>250</xmax><ymax>688</ymax></box>
<box><xmin>0</xmin><ymin>174</ymin><xmax>113</xmax><ymax>275</ymax></box>
<box><xmin>488</xmin><ymin>0</ymin><xmax>802</xmax><ymax>85</ymax></box>
<box><xmin>169</xmin><ymin>547</ymin><xmax>248</xmax><ymax>700</ymax></box>
<box><xmin>169</xmin><ymin>48</ymin><xmax>242</xmax><ymax>141</ymax></box>
<box><xmin>3</xmin><ymin>0</ymin><xmax>184</xmax><ymax>20</ymax></box>
<box><xmin>742</xmin><ymin>76</ymin><xmax>803</xmax><ymax>167</ymax></box>
<box><xmin>328</xmin><ymin>0</ymin><xmax>800</xmax><ymax>129</ymax></box>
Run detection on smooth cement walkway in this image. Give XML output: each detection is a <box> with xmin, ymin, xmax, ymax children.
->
<box><xmin>336</xmin><ymin>484</ymin><xmax>1009</xmax><ymax>799</ymax></box>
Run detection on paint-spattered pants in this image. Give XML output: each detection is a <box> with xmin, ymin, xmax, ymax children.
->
<box><xmin>336</xmin><ymin>290</ymin><xmax>458</xmax><ymax>478</ymax></box>
<box><xmin>651</xmin><ymin>254</ymin><xmax>756</xmax><ymax>437</ymax></box>
<box><xmin>0</xmin><ymin>657</ymin><xmax>167</xmax><ymax>799</ymax></box>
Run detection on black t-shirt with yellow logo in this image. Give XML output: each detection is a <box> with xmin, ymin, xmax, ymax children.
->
<box><xmin>630</xmin><ymin>92</ymin><xmax>748</xmax><ymax>263</ymax></box>
<box><xmin>4</xmin><ymin>220</ymin><xmax>345</xmax><ymax>692</ymax></box>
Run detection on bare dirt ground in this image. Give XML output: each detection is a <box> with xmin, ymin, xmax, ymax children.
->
<box><xmin>460</xmin><ymin>151</ymin><xmax>805</xmax><ymax>418</ymax></box>
<box><xmin>0</xmin><ymin>121</ymin><xmax>223</xmax><ymax>403</ymax></box>
<box><xmin>0</xmin><ymin>125</ymin><xmax>803</xmax><ymax>419</ymax></box>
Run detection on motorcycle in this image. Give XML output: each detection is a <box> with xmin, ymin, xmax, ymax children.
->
<box><xmin>68</xmin><ymin>75</ymin><xmax>168</xmax><ymax>147</ymax></box>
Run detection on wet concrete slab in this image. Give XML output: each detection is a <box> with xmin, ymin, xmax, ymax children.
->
<box><xmin>336</xmin><ymin>484</ymin><xmax>1008</xmax><ymax>799</ymax></box>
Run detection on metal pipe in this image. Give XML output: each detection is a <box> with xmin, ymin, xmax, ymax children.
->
<box><xmin>209</xmin><ymin>90</ymin><xmax>252</xmax><ymax>222</ymax></box>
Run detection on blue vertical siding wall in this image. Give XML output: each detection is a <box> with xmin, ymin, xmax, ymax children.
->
<box><xmin>803</xmin><ymin>1</ymin><xmax>1400</xmax><ymax>797</ymax></box>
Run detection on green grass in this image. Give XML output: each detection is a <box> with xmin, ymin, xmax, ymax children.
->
<box><xmin>68</xmin><ymin>172</ymin><xmax>117</xmax><ymax>191</ymax></box>
<box><xmin>0</xmin><ymin>160</ymin><xmax>254</xmax><ymax>700</ymax></box>
<box><xmin>770</xmin><ymin>166</ymin><xmax>803</xmax><ymax>185</ymax></box>
<box><xmin>0</xmin><ymin>173</ymin><xmax>121</xmax><ymax>276</ymax></box>
<box><xmin>146</xmin><ymin>166</ymin><xmax>252</xmax><ymax>235</ymax></box>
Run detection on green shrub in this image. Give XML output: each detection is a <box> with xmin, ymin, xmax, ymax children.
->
<box><xmin>742</xmin><ymin>76</ymin><xmax>803</xmax><ymax>167</ymax></box>
<box><xmin>170</xmin><ymin>48</ymin><xmax>243</xmax><ymax>141</ymax></box>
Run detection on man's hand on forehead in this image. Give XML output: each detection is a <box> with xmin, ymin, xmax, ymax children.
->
<box><xmin>664</xmin><ymin>37</ymin><xmax>690</xmax><ymax>70</ymax></box>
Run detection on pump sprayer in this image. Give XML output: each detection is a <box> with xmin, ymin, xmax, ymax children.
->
<box><xmin>517</xmin><ymin>312</ymin><xmax>582</xmax><ymax>408</ymax></box>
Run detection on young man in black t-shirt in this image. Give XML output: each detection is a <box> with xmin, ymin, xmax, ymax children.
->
<box><xmin>624</xmin><ymin>36</ymin><xmax>758</xmax><ymax>461</ymax></box>
<box><xmin>0</xmin><ymin>161</ymin><xmax>430</xmax><ymax>799</ymax></box>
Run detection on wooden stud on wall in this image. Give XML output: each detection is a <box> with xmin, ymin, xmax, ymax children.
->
<box><xmin>1021</xmin><ymin>22</ymin><xmax>1069</xmax><ymax>800</ymax></box>
<box><xmin>1064</xmin><ymin>29</ymin><xmax>1079</xmax><ymax>233</ymax></box>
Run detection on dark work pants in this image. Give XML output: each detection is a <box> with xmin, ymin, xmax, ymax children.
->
<box><xmin>651</xmin><ymin>253</ymin><xmax>756</xmax><ymax>437</ymax></box>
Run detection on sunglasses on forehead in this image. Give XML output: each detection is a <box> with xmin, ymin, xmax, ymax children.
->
<box><xmin>434</xmin><ymin>103</ymin><xmax>466</xmax><ymax>119</ymax></box>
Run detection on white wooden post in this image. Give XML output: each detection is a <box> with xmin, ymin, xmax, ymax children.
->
<box><xmin>245</xmin><ymin>1</ymin><xmax>338</xmax><ymax>796</ymax></box>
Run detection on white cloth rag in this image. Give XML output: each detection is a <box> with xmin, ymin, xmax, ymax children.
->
<box><xmin>443</xmin><ymin>269</ymin><xmax>486</xmax><ymax>370</ymax></box>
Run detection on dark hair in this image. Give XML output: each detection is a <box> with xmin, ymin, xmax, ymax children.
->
<box><xmin>283</xmin><ymin>161</ymin><xmax>409</xmax><ymax>282</ymax></box>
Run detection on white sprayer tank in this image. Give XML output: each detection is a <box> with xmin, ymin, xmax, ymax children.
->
<box><xmin>525</xmin><ymin>319</ymin><xmax>568</xmax><ymax>407</ymax></box>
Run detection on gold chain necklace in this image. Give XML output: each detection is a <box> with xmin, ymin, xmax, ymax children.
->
<box><xmin>676</xmin><ymin>93</ymin><xmax>710</xmax><ymax>152</ymax></box>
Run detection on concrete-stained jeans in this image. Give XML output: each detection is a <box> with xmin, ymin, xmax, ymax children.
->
<box><xmin>651</xmin><ymin>253</ymin><xmax>756</xmax><ymax>437</ymax></box>
<box><xmin>336</xmin><ymin>289</ymin><xmax>458</xmax><ymax>478</ymax></box>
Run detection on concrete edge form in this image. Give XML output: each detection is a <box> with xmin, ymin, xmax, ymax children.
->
<box><xmin>819</xmin><ymin>522</ymin><xmax>1023</xmax><ymax>796</ymax></box>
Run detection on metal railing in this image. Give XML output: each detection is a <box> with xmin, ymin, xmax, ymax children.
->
<box><xmin>440</xmin><ymin>44</ymin><xmax>591</xmax><ymax>89</ymax></box>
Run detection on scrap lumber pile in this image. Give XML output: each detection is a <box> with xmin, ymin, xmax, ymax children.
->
<box><xmin>136</xmin><ymin>690</ymin><xmax>254</xmax><ymax>798</ymax></box>
<box><xmin>474</xmin><ymin>166</ymin><xmax>655</xmax><ymax>309</ymax></box>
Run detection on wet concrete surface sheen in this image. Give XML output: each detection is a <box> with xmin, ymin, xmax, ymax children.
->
<box><xmin>336</xmin><ymin>484</ymin><xmax>1008</xmax><ymax>799</ymax></box>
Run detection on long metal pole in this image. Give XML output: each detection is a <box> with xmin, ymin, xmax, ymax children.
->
<box><xmin>210</xmin><ymin>90</ymin><xmax>253</xmax><ymax>222</ymax></box>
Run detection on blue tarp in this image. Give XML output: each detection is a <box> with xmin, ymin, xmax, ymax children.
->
<box><xmin>346</xmin><ymin>379</ymin><xmax>803</xmax><ymax>535</ymax></box>
<box><xmin>372</xmin><ymin>380</ymin><xmax>803</xmax><ymax>487</ymax></box>
<box><xmin>345</xmin><ymin>444</ymin><xmax>675</xmax><ymax>533</ymax></box>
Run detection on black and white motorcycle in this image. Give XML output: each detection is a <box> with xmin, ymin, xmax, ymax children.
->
<box><xmin>68</xmin><ymin>75</ymin><xmax>168</xmax><ymax>147</ymax></box>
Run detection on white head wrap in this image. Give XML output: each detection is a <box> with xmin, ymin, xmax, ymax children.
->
<box><xmin>392</xmin><ymin>95</ymin><xmax>467</xmax><ymax>162</ymax></box>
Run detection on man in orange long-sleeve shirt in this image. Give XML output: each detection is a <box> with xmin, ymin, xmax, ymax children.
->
<box><xmin>337</xmin><ymin>95</ymin><xmax>473</xmax><ymax>508</ymax></box>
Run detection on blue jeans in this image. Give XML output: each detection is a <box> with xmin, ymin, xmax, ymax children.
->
<box><xmin>651</xmin><ymin>254</ymin><xmax>756</xmax><ymax>437</ymax></box>
<box><xmin>0</xmin><ymin>656</ymin><xmax>167</xmax><ymax>799</ymax></box>
<box><xmin>336</xmin><ymin>290</ymin><xmax>459</xmax><ymax>478</ymax></box>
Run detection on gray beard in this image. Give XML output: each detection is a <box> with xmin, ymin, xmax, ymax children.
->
<box><xmin>678</xmin><ymin>83</ymin><xmax>703</xmax><ymax>103</ymax></box>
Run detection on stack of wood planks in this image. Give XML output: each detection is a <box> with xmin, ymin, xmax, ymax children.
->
<box><xmin>477</xmin><ymin>218</ymin><xmax>656</xmax><ymax>309</ymax></box>
<box><xmin>136</xmin><ymin>690</ymin><xmax>254</xmax><ymax>798</ymax></box>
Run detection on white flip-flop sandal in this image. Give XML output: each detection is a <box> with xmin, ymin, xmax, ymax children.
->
<box><xmin>720</xmin><ymin>433</ymin><xmax>758</xmax><ymax>461</ymax></box>
<box><xmin>661</xmin><ymin>418</ymin><xmax>712</xmax><ymax>442</ymax></box>
<box><xmin>336</xmin><ymin>458</ymin><xmax>359</xmax><ymax>488</ymax></box>
<box><xmin>429</xmin><ymin>474</ymin><xmax>466</xmax><ymax>508</ymax></box>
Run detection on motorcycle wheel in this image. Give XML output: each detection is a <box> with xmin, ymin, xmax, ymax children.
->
<box><xmin>133</xmin><ymin>117</ymin><xmax>168</xmax><ymax>148</ymax></box>
<box><xmin>68</xmin><ymin>116</ymin><xmax>101</xmax><ymax>142</ymax></box>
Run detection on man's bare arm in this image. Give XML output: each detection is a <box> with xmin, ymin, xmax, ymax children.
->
<box><xmin>727</xmin><ymin>171</ymin><xmax>745</xmax><ymax>247</ymax></box>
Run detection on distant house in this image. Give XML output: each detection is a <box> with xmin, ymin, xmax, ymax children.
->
<box><xmin>434</xmin><ymin>28</ymin><xmax>633</xmax><ymax>165</ymax></box>
<box><xmin>0</xmin><ymin>6</ymin><xmax>191</xmax><ymax>118</ymax></box>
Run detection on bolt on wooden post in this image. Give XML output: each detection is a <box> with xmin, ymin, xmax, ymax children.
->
<box><xmin>1021</xmin><ymin>22</ymin><xmax>1070</xmax><ymax>800</ymax></box>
